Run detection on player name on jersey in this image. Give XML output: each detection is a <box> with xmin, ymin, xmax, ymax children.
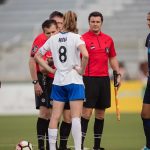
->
<box><xmin>58</xmin><ymin>37</ymin><xmax>67</xmax><ymax>42</ymax></box>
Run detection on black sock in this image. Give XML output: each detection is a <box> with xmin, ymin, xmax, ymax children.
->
<box><xmin>142</xmin><ymin>118</ymin><xmax>150</xmax><ymax>148</ymax></box>
<box><xmin>93</xmin><ymin>118</ymin><xmax>104</xmax><ymax>149</ymax></box>
<box><xmin>81</xmin><ymin>117</ymin><xmax>89</xmax><ymax>149</ymax></box>
<box><xmin>46</xmin><ymin>119</ymin><xmax>50</xmax><ymax>150</ymax></box>
<box><xmin>37</xmin><ymin>118</ymin><xmax>48</xmax><ymax>150</ymax></box>
<box><xmin>59</xmin><ymin>121</ymin><xmax>72</xmax><ymax>149</ymax></box>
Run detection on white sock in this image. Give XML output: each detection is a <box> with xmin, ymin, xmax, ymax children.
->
<box><xmin>48</xmin><ymin>128</ymin><xmax>58</xmax><ymax>150</ymax></box>
<box><xmin>71</xmin><ymin>117</ymin><xmax>81</xmax><ymax>150</ymax></box>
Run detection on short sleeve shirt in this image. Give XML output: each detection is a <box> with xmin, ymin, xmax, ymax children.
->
<box><xmin>30</xmin><ymin>33</ymin><xmax>54</xmax><ymax>78</ymax></box>
<box><xmin>82</xmin><ymin>31</ymin><xmax>116</xmax><ymax>76</ymax></box>
<box><xmin>39</xmin><ymin>32</ymin><xmax>85</xmax><ymax>85</ymax></box>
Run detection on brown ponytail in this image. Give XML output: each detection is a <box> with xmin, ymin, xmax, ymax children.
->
<box><xmin>63</xmin><ymin>10</ymin><xmax>78</xmax><ymax>33</ymax></box>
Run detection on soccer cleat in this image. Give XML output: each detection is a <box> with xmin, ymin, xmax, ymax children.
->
<box><xmin>141</xmin><ymin>146</ymin><xmax>150</xmax><ymax>150</ymax></box>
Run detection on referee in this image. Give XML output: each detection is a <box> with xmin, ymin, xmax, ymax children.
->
<box><xmin>81</xmin><ymin>11</ymin><xmax>121</xmax><ymax>150</ymax></box>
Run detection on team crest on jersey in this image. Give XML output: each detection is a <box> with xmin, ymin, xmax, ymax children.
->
<box><xmin>90</xmin><ymin>42</ymin><xmax>95</xmax><ymax>50</ymax></box>
<box><xmin>105</xmin><ymin>47</ymin><xmax>110</xmax><ymax>54</ymax></box>
<box><xmin>90</xmin><ymin>45</ymin><xmax>95</xmax><ymax>50</ymax></box>
<box><xmin>32</xmin><ymin>45</ymin><xmax>38</xmax><ymax>53</ymax></box>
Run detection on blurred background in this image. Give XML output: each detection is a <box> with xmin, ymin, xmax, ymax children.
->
<box><xmin>0</xmin><ymin>0</ymin><xmax>150</xmax><ymax>82</ymax></box>
<box><xmin>0</xmin><ymin>0</ymin><xmax>150</xmax><ymax>114</ymax></box>
<box><xmin>0</xmin><ymin>0</ymin><xmax>149</xmax><ymax>149</ymax></box>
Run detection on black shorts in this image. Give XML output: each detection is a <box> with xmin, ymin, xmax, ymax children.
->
<box><xmin>83</xmin><ymin>76</ymin><xmax>111</xmax><ymax>109</ymax></box>
<box><xmin>35</xmin><ymin>72</ymin><xmax>53</xmax><ymax>109</ymax></box>
<box><xmin>35</xmin><ymin>72</ymin><xmax>70</xmax><ymax>110</ymax></box>
<box><xmin>143</xmin><ymin>77</ymin><xmax>150</xmax><ymax>104</ymax></box>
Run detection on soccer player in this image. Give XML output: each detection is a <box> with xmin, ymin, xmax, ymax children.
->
<box><xmin>141</xmin><ymin>11</ymin><xmax>150</xmax><ymax>150</ymax></box>
<box><xmin>81</xmin><ymin>11</ymin><xmax>121</xmax><ymax>150</ymax></box>
<box><xmin>29</xmin><ymin>11</ymin><xmax>72</xmax><ymax>150</ymax></box>
<box><xmin>35</xmin><ymin>10</ymin><xmax>89</xmax><ymax>150</ymax></box>
<box><xmin>29</xmin><ymin>19</ymin><xmax>58</xmax><ymax>150</ymax></box>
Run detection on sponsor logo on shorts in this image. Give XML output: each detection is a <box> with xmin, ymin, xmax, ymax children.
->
<box><xmin>41</xmin><ymin>98</ymin><xmax>45</xmax><ymax>103</ymax></box>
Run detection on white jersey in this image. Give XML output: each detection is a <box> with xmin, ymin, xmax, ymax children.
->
<box><xmin>39</xmin><ymin>32</ymin><xmax>85</xmax><ymax>86</ymax></box>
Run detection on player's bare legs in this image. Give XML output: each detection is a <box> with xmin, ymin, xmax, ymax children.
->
<box><xmin>39</xmin><ymin>106</ymin><xmax>51</xmax><ymax>119</ymax></box>
<box><xmin>48</xmin><ymin>101</ymin><xmax>65</xmax><ymax>150</ymax></box>
<box><xmin>70</xmin><ymin>100</ymin><xmax>83</xmax><ymax>150</ymax></box>
<box><xmin>63</xmin><ymin>110</ymin><xmax>71</xmax><ymax>123</ymax></box>
<box><xmin>82</xmin><ymin>108</ymin><xmax>93</xmax><ymax>119</ymax></box>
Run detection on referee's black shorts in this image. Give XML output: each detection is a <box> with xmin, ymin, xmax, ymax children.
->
<box><xmin>83</xmin><ymin>76</ymin><xmax>111</xmax><ymax>109</ymax></box>
<box><xmin>35</xmin><ymin>72</ymin><xmax>53</xmax><ymax>109</ymax></box>
<box><xmin>35</xmin><ymin>72</ymin><xmax>70</xmax><ymax>110</ymax></box>
<box><xmin>143</xmin><ymin>77</ymin><xmax>150</xmax><ymax>104</ymax></box>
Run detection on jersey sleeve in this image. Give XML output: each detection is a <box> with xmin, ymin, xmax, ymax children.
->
<box><xmin>39</xmin><ymin>39</ymin><xmax>51</xmax><ymax>56</ymax></box>
<box><xmin>30</xmin><ymin>34</ymin><xmax>46</xmax><ymax>57</ymax></box>
<box><xmin>76</xmin><ymin>34</ymin><xmax>85</xmax><ymax>48</ymax></box>
<box><xmin>108</xmin><ymin>38</ymin><xmax>116</xmax><ymax>57</ymax></box>
<box><xmin>30</xmin><ymin>39</ymin><xmax>40</xmax><ymax>57</ymax></box>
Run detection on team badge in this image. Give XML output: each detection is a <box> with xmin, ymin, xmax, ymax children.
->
<box><xmin>105</xmin><ymin>47</ymin><xmax>110</xmax><ymax>54</ymax></box>
<box><xmin>31</xmin><ymin>45</ymin><xmax>38</xmax><ymax>53</ymax></box>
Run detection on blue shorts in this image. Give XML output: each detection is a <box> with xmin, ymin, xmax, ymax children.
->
<box><xmin>51</xmin><ymin>84</ymin><xmax>85</xmax><ymax>102</ymax></box>
<box><xmin>143</xmin><ymin>77</ymin><xmax>150</xmax><ymax>104</ymax></box>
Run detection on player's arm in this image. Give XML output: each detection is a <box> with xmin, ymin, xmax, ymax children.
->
<box><xmin>76</xmin><ymin>44</ymin><xmax>89</xmax><ymax>75</ymax></box>
<box><xmin>29</xmin><ymin>57</ymin><xmax>43</xmax><ymax>96</ymax></box>
<box><xmin>39</xmin><ymin>56</ymin><xmax>54</xmax><ymax>74</ymax></box>
<box><xmin>34</xmin><ymin>51</ymin><xmax>55</xmax><ymax>74</ymax></box>
<box><xmin>109</xmin><ymin>56</ymin><xmax>121</xmax><ymax>89</ymax></box>
<box><xmin>38</xmin><ymin>59</ymin><xmax>49</xmax><ymax>74</ymax></box>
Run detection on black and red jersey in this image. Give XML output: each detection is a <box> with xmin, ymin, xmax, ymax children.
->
<box><xmin>30</xmin><ymin>33</ymin><xmax>54</xmax><ymax>78</ymax></box>
<box><xmin>82</xmin><ymin>31</ymin><xmax>116</xmax><ymax>76</ymax></box>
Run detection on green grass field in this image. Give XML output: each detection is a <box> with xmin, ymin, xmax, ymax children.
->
<box><xmin>0</xmin><ymin>113</ymin><xmax>145</xmax><ymax>150</ymax></box>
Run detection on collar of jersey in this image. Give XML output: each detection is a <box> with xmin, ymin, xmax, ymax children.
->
<box><xmin>88</xmin><ymin>30</ymin><xmax>102</xmax><ymax>36</ymax></box>
<box><xmin>60</xmin><ymin>32</ymin><xmax>68</xmax><ymax>34</ymax></box>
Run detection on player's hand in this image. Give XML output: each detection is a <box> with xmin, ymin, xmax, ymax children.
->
<box><xmin>47</xmin><ymin>57</ymin><xmax>54</xmax><ymax>67</ymax></box>
<box><xmin>113</xmin><ymin>70</ymin><xmax>121</xmax><ymax>90</ymax></box>
<box><xmin>116</xmin><ymin>74</ymin><xmax>121</xmax><ymax>90</ymax></box>
<box><xmin>74</xmin><ymin>65</ymin><xmax>84</xmax><ymax>75</ymax></box>
<box><xmin>34</xmin><ymin>83</ymin><xmax>43</xmax><ymax>96</ymax></box>
<box><xmin>49</xmin><ymin>68</ymin><xmax>56</xmax><ymax>74</ymax></box>
<box><xmin>117</xmin><ymin>76</ymin><xmax>121</xmax><ymax>90</ymax></box>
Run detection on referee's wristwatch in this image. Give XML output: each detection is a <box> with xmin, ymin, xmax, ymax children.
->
<box><xmin>32</xmin><ymin>80</ymin><xmax>39</xmax><ymax>84</ymax></box>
